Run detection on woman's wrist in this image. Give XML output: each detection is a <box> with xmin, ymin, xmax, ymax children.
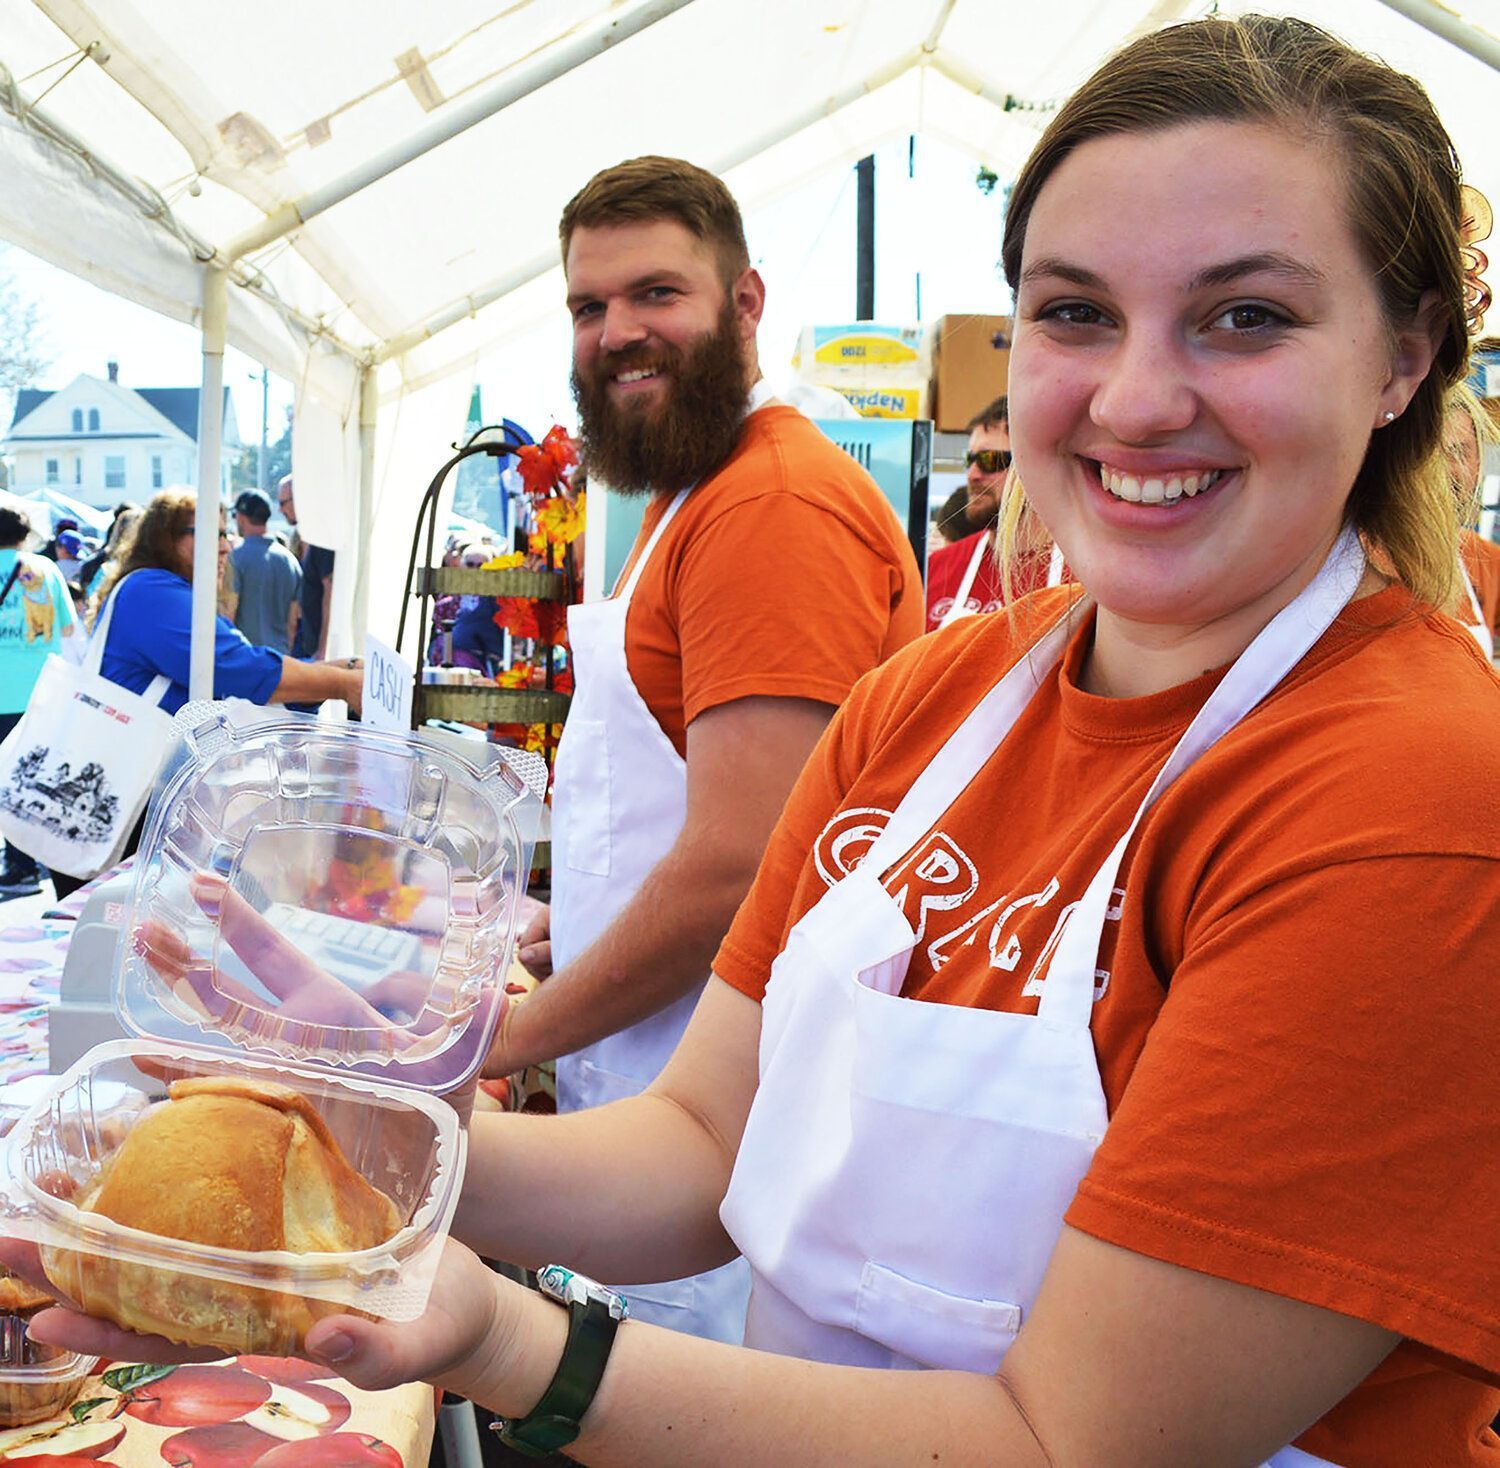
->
<box><xmin>440</xmin><ymin>1267</ymin><xmax>569</xmax><ymax>1416</ymax></box>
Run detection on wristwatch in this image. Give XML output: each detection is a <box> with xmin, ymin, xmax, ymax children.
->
<box><xmin>491</xmin><ymin>1265</ymin><xmax>630</xmax><ymax>1458</ymax></box>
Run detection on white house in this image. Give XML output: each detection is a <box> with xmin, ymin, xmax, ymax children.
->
<box><xmin>1</xmin><ymin>364</ymin><xmax>240</xmax><ymax>510</ymax></box>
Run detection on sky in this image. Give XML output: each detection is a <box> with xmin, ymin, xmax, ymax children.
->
<box><xmin>1</xmin><ymin>132</ymin><xmax>1015</xmax><ymax>451</ymax></box>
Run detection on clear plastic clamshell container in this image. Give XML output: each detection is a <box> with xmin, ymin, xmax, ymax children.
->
<box><xmin>0</xmin><ymin>1310</ymin><xmax>97</xmax><ymax>1428</ymax></box>
<box><xmin>0</xmin><ymin>715</ymin><xmax>545</xmax><ymax>1355</ymax></box>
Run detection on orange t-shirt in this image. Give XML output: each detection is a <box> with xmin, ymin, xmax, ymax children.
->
<box><xmin>716</xmin><ymin>586</ymin><xmax>1500</xmax><ymax>1466</ymax></box>
<box><xmin>1461</xmin><ymin>530</ymin><xmax>1500</xmax><ymax>639</ymax></box>
<box><xmin>617</xmin><ymin>405</ymin><xmax>925</xmax><ymax>757</ymax></box>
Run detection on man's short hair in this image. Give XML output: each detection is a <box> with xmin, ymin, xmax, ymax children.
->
<box><xmin>0</xmin><ymin>505</ymin><xmax>32</xmax><ymax>548</ymax></box>
<box><xmin>967</xmin><ymin>396</ymin><xmax>1009</xmax><ymax>433</ymax></box>
<box><xmin>559</xmin><ymin>156</ymin><xmax>751</xmax><ymax>286</ymax></box>
<box><xmin>234</xmin><ymin>490</ymin><xmax>272</xmax><ymax>526</ymax></box>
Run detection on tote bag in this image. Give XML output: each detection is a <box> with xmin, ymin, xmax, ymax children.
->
<box><xmin>0</xmin><ymin>576</ymin><xmax>176</xmax><ymax>878</ymax></box>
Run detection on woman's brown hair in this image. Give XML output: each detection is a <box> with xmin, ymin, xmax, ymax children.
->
<box><xmin>91</xmin><ymin>488</ymin><xmax>200</xmax><ymax>622</ymax></box>
<box><xmin>999</xmin><ymin>13</ymin><xmax>1472</xmax><ymax>608</ymax></box>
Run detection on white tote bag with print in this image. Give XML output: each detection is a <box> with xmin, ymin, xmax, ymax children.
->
<box><xmin>0</xmin><ymin>578</ymin><xmax>176</xmax><ymax>878</ymax></box>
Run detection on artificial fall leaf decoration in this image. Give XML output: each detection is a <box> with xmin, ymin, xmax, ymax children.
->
<box><xmin>481</xmin><ymin>550</ymin><xmax>526</xmax><ymax>571</ymax></box>
<box><xmin>534</xmin><ymin>491</ymin><xmax>585</xmax><ymax>548</ymax></box>
<box><xmin>515</xmin><ymin>425</ymin><xmax>578</xmax><ymax>500</ymax></box>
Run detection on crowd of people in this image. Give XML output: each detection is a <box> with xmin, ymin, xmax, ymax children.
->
<box><xmin>0</xmin><ymin>479</ymin><xmax>361</xmax><ymax>899</ymax></box>
<box><xmin>0</xmin><ymin>12</ymin><xmax>1497</xmax><ymax>1467</ymax></box>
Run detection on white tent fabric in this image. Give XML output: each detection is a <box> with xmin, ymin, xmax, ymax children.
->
<box><xmin>1</xmin><ymin>0</ymin><xmax>1497</xmax><ymax>654</ymax></box>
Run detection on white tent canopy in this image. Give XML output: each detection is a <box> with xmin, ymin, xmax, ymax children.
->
<box><xmin>1</xmin><ymin>0</ymin><xmax>1496</xmax><ymax>686</ymax></box>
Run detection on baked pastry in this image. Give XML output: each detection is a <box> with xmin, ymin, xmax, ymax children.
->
<box><xmin>0</xmin><ymin>1274</ymin><xmax>52</xmax><ymax>1315</ymax></box>
<box><xmin>41</xmin><ymin>1076</ymin><xmax>403</xmax><ymax>1353</ymax></box>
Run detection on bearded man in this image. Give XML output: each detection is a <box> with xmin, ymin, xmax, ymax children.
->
<box><xmin>484</xmin><ymin>156</ymin><xmax>923</xmax><ymax>1343</ymax></box>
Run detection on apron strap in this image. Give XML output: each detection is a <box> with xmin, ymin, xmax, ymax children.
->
<box><xmin>1039</xmin><ymin>524</ymin><xmax>1366</xmax><ymax>1027</ymax></box>
<box><xmin>862</xmin><ymin>599</ymin><xmax>1081</xmax><ymax>875</ymax></box>
<box><xmin>938</xmin><ymin>534</ymin><xmax>991</xmax><ymax>630</ymax></box>
<box><xmin>612</xmin><ymin>488</ymin><xmax>693</xmax><ymax>603</ymax></box>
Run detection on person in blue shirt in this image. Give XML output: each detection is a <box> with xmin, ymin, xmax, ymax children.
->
<box><xmin>0</xmin><ymin>503</ymin><xmax>78</xmax><ymax>897</ymax></box>
<box><xmin>56</xmin><ymin>489</ymin><xmax>366</xmax><ymax>902</ymax></box>
<box><xmin>92</xmin><ymin>488</ymin><xmax>364</xmax><ymax>719</ymax></box>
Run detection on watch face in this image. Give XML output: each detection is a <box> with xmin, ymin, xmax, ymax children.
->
<box><xmin>537</xmin><ymin>1264</ymin><xmax>630</xmax><ymax>1320</ymax></box>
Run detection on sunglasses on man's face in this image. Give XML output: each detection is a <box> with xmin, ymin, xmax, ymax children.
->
<box><xmin>966</xmin><ymin>449</ymin><xmax>1011</xmax><ymax>474</ymax></box>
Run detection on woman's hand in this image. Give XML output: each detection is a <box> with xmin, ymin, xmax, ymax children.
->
<box><xmin>0</xmin><ymin>1237</ymin><xmax>223</xmax><ymax>1365</ymax></box>
<box><xmin>301</xmin><ymin>1240</ymin><xmax>563</xmax><ymax>1406</ymax></box>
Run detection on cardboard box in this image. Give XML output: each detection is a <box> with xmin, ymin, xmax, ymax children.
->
<box><xmin>826</xmin><ymin>381</ymin><xmax>929</xmax><ymax>419</ymax></box>
<box><xmin>930</xmin><ymin>314</ymin><xmax>1012</xmax><ymax>432</ymax></box>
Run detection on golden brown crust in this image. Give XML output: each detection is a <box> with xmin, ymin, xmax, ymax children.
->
<box><xmin>42</xmin><ymin>1075</ymin><xmax>403</xmax><ymax>1353</ymax></box>
<box><xmin>0</xmin><ymin>1274</ymin><xmax>52</xmax><ymax>1314</ymax></box>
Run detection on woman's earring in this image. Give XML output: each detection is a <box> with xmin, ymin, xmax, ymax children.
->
<box><xmin>1381</xmin><ymin>410</ymin><xmax>1396</xmax><ymax>424</ymax></box>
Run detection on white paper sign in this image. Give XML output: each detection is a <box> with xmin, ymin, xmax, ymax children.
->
<box><xmin>361</xmin><ymin>634</ymin><xmax>414</xmax><ymax>732</ymax></box>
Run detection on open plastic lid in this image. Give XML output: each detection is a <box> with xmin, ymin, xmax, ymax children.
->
<box><xmin>114</xmin><ymin>714</ymin><xmax>545</xmax><ymax>1094</ymax></box>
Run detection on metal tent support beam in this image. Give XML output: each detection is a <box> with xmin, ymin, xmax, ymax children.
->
<box><xmin>187</xmin><ymin>0</ymin><xmax>699</xmax><ymax>697</ymax></box>
<box><xmin>1373</xmin><ymin>0</ymin><xmax>1500</xmax><ymax>70</ymax></box>
<box><xmin>352</xmin><ymin>364</ymin><xmax>379</xmax><ymax>646</ymax></box>
<box><xmin>189</xmin><ymin>265</ymin><xmax>229</xmax><ymax>700</ymax></box>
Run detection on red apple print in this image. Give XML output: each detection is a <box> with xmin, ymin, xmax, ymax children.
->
<box><xmin>123</xmin><ymin>1366</ymin><xmax>270</xmax><ymax>1427</ymax></box>
<box><xmin>2</xmin><ymin>1459</ymin><xmax>124</xmax><ymax>1467</ymax></box>
<box><xmin>253</xmin><ymin>1434</ymin><xmax>403</xmax><ymax>1468</ymax></box>
<box><xmin>231</xmin><ymin>1357</ymin><xmax>340</xmax><ymax>1386</ymax></box>
<box><xmin>0</xmin><ymin>1458</ymin><xmax>124</xmax><ymax>1466</ymax></box>
<box><xmin>157</xmin><ymin>1422</ymin><xmax>279</xmax><ymax>1467</ymax></box>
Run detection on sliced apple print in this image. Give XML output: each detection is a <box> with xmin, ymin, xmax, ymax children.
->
<box><xmin>0</xmin><ymin>1415</ymin><xmax>125</xmax><ymax>1459</ymax></box>
<box><xmin>242</xmin><ymin>1381</ymin><xmax>351</xmax><ymax>1440</ymax></box>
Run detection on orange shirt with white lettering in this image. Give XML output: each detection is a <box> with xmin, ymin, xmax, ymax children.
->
<box><xmin>617</xmin><ymin>405</ymin><xmax>924</xmax><ymax>757</ymax></box>
<box><xmin>716</xmin><ymin>585</ymin><xmax>1500</xmax><ymax>1466</ymax></box>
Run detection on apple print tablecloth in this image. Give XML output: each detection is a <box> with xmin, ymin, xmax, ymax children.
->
<box><xmin>0</xmin><ymin>1356</ymin><xmax>436</xmax><ymax>1466</ymax></box>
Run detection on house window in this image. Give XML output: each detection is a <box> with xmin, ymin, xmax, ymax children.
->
<box><xmin>73</xmin><ymin>457</ymin><xmax>81</xmax><ymax>485</ymax></box>
<box><xmin>71</xmin><ymin>409</ymin><xmax>82</xmax><ymax>432</ymax></box>
<box><xmin>87</xmin><ymin>408</ymin><xmax>100</xmax><ymax>432</ymax></box>
<box><xmin>104</xmin><ymin>455</ymin><xmax>126</xmax><ymax>490</ymax></box>
<box><xmin>44</xmin><ymin>459</ymin><xmax>59</xmax><ymax>485</ymax></box>
<box><xmin>151</xmin><ymin>455</ymin><xmax>163</xmax><ymax>489</ymax></box>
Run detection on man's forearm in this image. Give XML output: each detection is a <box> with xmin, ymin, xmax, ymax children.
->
<box><xmin>497</xmin><ymin>837</ymin><xmax>754</xmax><ymax>1072</ymax></box>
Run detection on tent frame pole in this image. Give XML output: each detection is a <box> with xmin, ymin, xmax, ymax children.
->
<box><xmin>221</xmin><ymin>0</ymin><xmax>697</xmax><ymax>262</ymax></box>
<box><xmin>189</xmin><ymin>264</ymin><xmax>228</xmax><ymax>703</ymax></box>
<box><xmin>1371</xmin><ymin>0</ymin><xmax>1500</xmax><ymax>70</ymax></box>
<box><xmin>352</xmin><ymin>364</ymin><xmax>379</xmax><ymax>647</ymax></box>
<box><xmin>186</xmin><ymin>0</ymin><xmax>697</xmax><ymax>692</ymax></box>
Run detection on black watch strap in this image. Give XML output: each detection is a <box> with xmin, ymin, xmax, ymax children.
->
<box><xmin>492</xmin><ymin>1289</ymin><xmax>622</xmax><ymax>1457</ymax></box>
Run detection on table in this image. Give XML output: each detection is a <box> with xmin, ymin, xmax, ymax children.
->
<box><xmin>0</xmin><ymin>872</ymin><xmax>440</xmax><ymax>1467</ymax></box>
<box><xmin>0</xmin><ymin>1357</ymin><xmax>436</xmax><ymax>1466</ymax></box>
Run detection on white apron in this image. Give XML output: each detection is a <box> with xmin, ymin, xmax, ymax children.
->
<box><xmin>938</xmin><ymin>537</ymin><xmax>1064</xmax><ymax>629</ymax></box>
<box><xmin>1460</xmin><ymin>561</ymin><xmax>1494</xmax><ymax>658</ymax></box>
<box><xmin>721</xmin><ymin>529</ymin><xmax>1366</xmax><ymax>1465</ymax></box>
<box><xmin>549</xmin><ymin>484</ymin><xmax>750</xmax><ymax>1342</ymax></box>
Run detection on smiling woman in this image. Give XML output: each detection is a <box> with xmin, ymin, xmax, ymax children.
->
<box><xmin>15</xmin><ymin>16</ymin><xmax>1500</xmax><ymax>1468</ymax></box>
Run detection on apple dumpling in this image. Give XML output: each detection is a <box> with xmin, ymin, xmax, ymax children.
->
<box><xmin>41</xmin><ymin>1076</ymin><xmax>403</xmax><ymax>1354</ymax></box>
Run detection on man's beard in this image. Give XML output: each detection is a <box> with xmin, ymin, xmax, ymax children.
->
<box><xmin>571</xmin><ymin>298</ymin><xmax>750</xmax><ymax>496</ymax></box>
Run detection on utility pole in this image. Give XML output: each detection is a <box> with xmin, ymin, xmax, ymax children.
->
<box><xmin>855</xmin><ymin>154</ymin><xmax>875</xmax><ymax>320</ymax></box>
<box><xmin>258</xmin><ymin>367</ymin><xmax>270</xmax><ymax>493</ymax></box>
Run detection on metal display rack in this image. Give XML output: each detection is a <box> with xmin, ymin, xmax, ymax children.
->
<box><xmin>396</xmin><ymin>426</ymin><xmax>575</xmax><ymax>875</ymax></box>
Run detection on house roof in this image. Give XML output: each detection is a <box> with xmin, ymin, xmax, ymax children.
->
<box><xmin>7</xmin><ymin>382</ymin><xmax>235</xmax><ymax>440</ymax></box>
<box><xmin>9</xmin><ymin>389</ymin><xmax>52</xmax><ymax>429</ymax></box>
